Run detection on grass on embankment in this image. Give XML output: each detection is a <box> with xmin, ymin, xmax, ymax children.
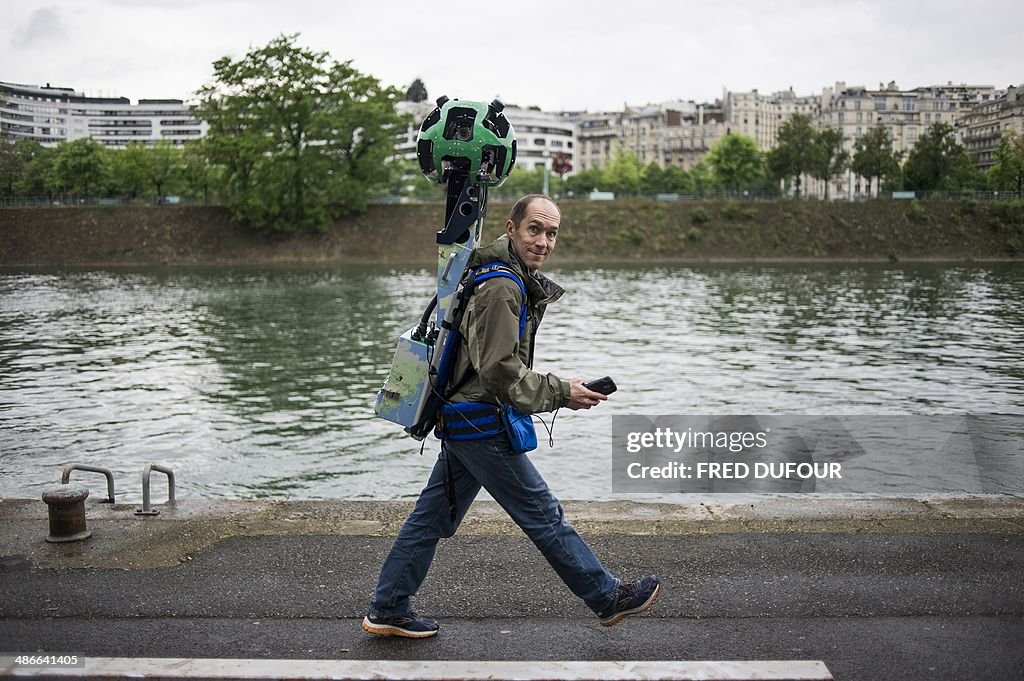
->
<box><xmin>1</xmin><ymin>198</ymin><xmax>1022</xmax><ymax>266</ymax></box>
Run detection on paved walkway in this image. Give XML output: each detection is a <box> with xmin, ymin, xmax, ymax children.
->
<box><xmin>1</xmin><ymin>497</ymin><xmax>1023</xmax><ymax>680</ymax></box>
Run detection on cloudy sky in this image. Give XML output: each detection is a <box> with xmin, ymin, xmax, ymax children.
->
<box><xmin>3</xmin><ymin>0</ymin><xmax>1022</xmax><ymax>111</ymax></box>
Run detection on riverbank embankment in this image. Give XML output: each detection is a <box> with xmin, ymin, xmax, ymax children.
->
<box><xmin>1</xmin><ymin>199</ymin><xmax>1022</xmax><ymax>266</ymax></box>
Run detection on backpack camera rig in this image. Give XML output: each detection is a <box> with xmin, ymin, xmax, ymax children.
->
<box><xmin>374</xmin><ymin>97</ymin><xmax>517</xmax><ymax>439</ymax></box>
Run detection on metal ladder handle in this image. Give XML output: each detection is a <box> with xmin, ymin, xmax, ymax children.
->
<box><xmin>61</xmin><ymin>464</ymin><xmax>115</xmax><ymax>503</ymax></box>
<box><xmin>138</xmin><ymin>464</ymin><xmax>176</xmax><ymax>516</ymax></box>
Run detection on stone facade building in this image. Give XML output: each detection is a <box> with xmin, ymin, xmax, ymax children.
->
<box><xmin>958</xmin><ymin>85</ymin><xmax>1024</xmax><ymax>171</ymax></box>
<box><xmin>574</xmin><ymin>101</ymin><xmax>728</xmax><ymax>172</ymax></box>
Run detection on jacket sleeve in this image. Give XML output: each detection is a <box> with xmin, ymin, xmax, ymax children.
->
<box><xmin>464</xmin><ymin>278</ymin><xmax>568</xmax><ymax>413</ymax></box>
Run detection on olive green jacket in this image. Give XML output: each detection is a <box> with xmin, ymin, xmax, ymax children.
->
<box><xmin>448</xmin><ymin>235</ymin><xmax>570</xmax><ymax>414</ymax></box>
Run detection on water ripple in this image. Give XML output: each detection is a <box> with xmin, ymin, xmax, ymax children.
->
<box><xmin>2</xmin><ymin>263</ymin><xmax>1022</xmax><ymax>502</ymax></box>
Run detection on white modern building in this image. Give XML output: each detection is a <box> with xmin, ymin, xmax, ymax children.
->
<box><xmin>0</xmin><ymin>81</ymin><xmax>206</xmax><ymax>148</ymax></box>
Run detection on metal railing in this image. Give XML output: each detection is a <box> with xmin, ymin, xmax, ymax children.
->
<box><xmin>3</xmin><ymin>190</ymin><xmax>1021</xmax><ymax>210</ymax></box>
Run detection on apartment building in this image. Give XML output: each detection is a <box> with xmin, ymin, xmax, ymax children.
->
<box><xmin>724</xmin><ymin>88</ymin><xmax>818</xmax><ymax>151</ymax></box>
<box><xmin>574</xmin><ymin>101</ymin><xmax>728</xmax><ymax>172</ymax></box>
<box><xmin>0</xmin><ymin>81</ymin><xmax>206</xmax><ymax>148</ymax></box>
<box><xmin>959</xmin><ymin>85</ymin><xmax>1024</xmax><ymax>170</ymax></box>
<box><xmin>819</xmin><ymin>81</ymin><xmax>996</xmax><ymax>158</ymax></box>
<box><xmin>811</xmin><ymin>81</ymin><xmax>998</xmax><ymax>197</ymax></box>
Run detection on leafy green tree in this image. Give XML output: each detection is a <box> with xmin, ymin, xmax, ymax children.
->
<box><xmin>602</xmin><ymin>147</ymin><xmax>643</xmax><ymax>196</ymax></box>
<box><xmin>147</xmin><ymin>141</ymin><xmax>183</xmax><ymax>199</ymax></box>
<box><xmin>810</xmin><ymin>128</ymin><xmax>849</xmax><ymax>199</ymax></box>
<box><xmin>767</xmin><ymin>114</ymin><xmax>817</xmax><ymax>197</ymax></box>
<box><xmin>194</xmin><ymin>33</ymin><xmax>405</xmax><ymax>233</ymax></box>
<box><xmin>689</xmin><ymin>161</ymin><xmax>718</xmax><ymax>196</ymax></box>
<box><xmin>707</xmin><ymin>133</ymin><xmax>764</xmax><ymax>192</ymax></box>
<box><xmin>110</xmin><ymin>143</ymin><xmax>150</xmax><ymax>199</ymax></box>
<box><xmin>51</xmin><ymin>138</ymin><xmax>110</xmax><ymax>199</ymax></box>
<box><xmin>405</xmin><ymin>78</ymin><xmax>428</xmax><ymax>103</ymax></box>
<box><xmin>182</xmin><ymin>140</ymin><xmax>219</xmax><ymax>202</ymax></box>
<box><xmin>496</xmin><ymin>165</ymin><xmax>546</xmax><ymax>197</ymax></box>
<box><xmin>903</xmin><ymin>122</ymin><xmax>977</xmax><ymax>191</ymax></box>
<box><xmin>988</xmin><ymin>131</ymin><xmax>1024</xmax><ymax>193</ymax></box>
<box><xmin>0</xmin><ymin>140</ymin><xmax>25</xmax><ymax>197</ymax></box>
<box><xmin>563</xmin><ymin>167</ymin><xmax>605</xmax><ymax>197</ymax></box>
<box><xmin>664</xmin><ymin>165</ymin><xmax>695</xmax><ymax>194</ymax></box>
<box><xmin>14</xmin><ymin>141</ymin><xmax>55</xmax><ymax>198</ymax></box>
<box><xmin>641</xmin><ymin>162</ymin><xmax>666</xmax><ymax>194</ymax></box>
<box><xmin>851</xmin><ymin>126</ymin><xmax>901</xmax><ymax>197</ymax></box>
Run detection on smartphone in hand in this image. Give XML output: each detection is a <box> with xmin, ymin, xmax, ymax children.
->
<box><xmin>583</xmin><ymin>376</ymin><xmax>617</xmax><ymax>395</ymax></box>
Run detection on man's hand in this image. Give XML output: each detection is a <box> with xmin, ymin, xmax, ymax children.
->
<box><xmin>565</xmin><ymin>378</ymin><xmax>610</xmax><ymax>411</ymax></box>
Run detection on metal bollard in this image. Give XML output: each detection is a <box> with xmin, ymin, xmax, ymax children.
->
<box><xmin>41</xmin><ymin>484</ymin><xmax>92</xmax><ymax>543</ymax></box>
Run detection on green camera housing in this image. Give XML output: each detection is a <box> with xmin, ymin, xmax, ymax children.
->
<box><xmin>416</xmin><ymin>97</ymin><xmax>517</xmax><ymax>187</ymax></box>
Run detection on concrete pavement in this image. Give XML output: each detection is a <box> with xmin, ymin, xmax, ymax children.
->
<box><xmin>1</xmin><ymin>496</ymin><xmax>1023</xmax><ymax>680</ymax></box>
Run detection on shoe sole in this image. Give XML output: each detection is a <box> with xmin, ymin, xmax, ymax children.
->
<box><xmin>361</xmin><ymin>616</ymin><xmax>438</xmax><ymax>639</ymax></box>
<box><xmin>599</xmin><ymin>583</ymin><xmax>661</xmax><ymax>627</ymax></box>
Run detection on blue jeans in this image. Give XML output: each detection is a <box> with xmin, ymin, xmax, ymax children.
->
<box><xmin>368</xmin><ymin>435</ymin><xmax>620</xmax><ymax>617</ymax></box>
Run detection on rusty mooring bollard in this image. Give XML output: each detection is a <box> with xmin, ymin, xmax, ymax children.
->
<box><xmin>41</xmin><ymin>483</ymin><xmax>92</xmax><ymax>543</ymax></box>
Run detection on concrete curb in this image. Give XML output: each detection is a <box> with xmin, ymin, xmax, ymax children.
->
<box><xmin>2</xmin><ymin>497</ymin><xmax>1022</xmax><ymax>571</ymax></box>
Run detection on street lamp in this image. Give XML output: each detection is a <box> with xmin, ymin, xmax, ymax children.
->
<box><xmin>542</xmin><ymin>149</ymin><xmax>550</xmax><ymax>197</ymax></box>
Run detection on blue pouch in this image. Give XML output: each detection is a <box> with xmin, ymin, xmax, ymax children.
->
<box><xmin>501</xmin><ymin>404</ymin><xmax>537</xmax><ymax>454</ymax></box>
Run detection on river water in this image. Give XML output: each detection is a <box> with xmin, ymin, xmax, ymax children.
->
<box><xmin>1</xmin><ymin>263</ymin><xmax>1022</xmax><ymax>503</ymax></box>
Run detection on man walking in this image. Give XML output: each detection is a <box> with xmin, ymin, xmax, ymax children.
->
<box><xmin>363</xmin><ymin>194</ymin><xmax>660</xmax><ymax>638</ymax></box>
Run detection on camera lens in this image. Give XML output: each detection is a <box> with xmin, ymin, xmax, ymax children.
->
<box><xmin>455</xmin><ymin>126</ymin><xmax>472</xmax><ymax>142</ymax></box>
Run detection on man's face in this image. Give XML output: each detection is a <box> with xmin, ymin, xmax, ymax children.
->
<box><xmin>505</xmin><ymin>198</ymin><xmax>560</xmax><ymax>272</ymax></box>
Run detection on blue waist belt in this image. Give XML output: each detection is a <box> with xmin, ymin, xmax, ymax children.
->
<box><xmin>437</xmin><ymin>401</ymin><xmax>538</xmax><ymax>455</ymax></box>
<box><xmin>438</xmin><ymin>402</ymin><xmax>502</xmax><ymax>440</ymax></box>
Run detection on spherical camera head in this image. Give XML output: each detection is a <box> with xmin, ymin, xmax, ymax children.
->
<box><xmin>416</xmin><ymin>97</ymin><xmax>517</xmax><ymax>187</ymax></box>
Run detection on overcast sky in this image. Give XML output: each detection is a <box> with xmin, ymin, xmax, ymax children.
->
<box><xmin>3</xmin><ymin>0</ymin><xmax>1022</xmax><ymax>112</ymax></box>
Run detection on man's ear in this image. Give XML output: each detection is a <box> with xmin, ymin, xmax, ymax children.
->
<box><xmin>505</xmin><ymin>219</ymin><xmax>515</xmax><ymax>238</ymax></box>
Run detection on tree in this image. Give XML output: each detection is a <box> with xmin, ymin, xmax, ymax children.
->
<box><xmin>641</xmin><ymin>162</ymin><xmax>666</xmax><ymax>194</ymax></box>
<box><xmin>707</xmin><ymin>133</ymin><xmax>764</xmax><ymax>192</ymax></box>
<box><xmin>497</xmin><ymin>165</ymin><xmax>546</xmax><ymax>197</ymax></box>
<box><xmin>194</xmin><ymin>33</ymin><xmax>404</xmax><ymax>233</ymax></box>
<box><xmin>110</xmin><ymin>143</ymin><xmax>150</xmax><ymax>199</ymax></box>
<box><xmin>182</xmin><ymin>140</ymin><xmax>220</xmax><ymax>202</ymax></box>
<box><xmin>563</xmin><ymin>167</ymin><xmax>604</xmax><ymax>197</ymax></box>
<box><xmin>0</xmin><ymin>140</ymin><xmax>25</xmax><ymax>197</ymax></box>
<box><xmin>550</xmin><ymin>151</ymin><xmax>572</xmax><ymax>178</ymax></box>
<box><xmin>147</xmin><ymin>141</ymin><xmax>183</xmax><ymax>199</ymax></box>
<box><xmin>51</xmin><ymin>138</ymin><xmax>110</xmax><ymax>199</ymax></box>
<box><xmin>903</xmin><ymin>122</ymin><xmax>977</xmax><ymax>191</ymax></box>
<box><xmin>851</xmin><ymin>126</ymin><xmax>901</xmax><ymax>197</ymax></box>
<box><xmin>663</xmin><ymin>165</ymin><xmax>694</xmax><ymax>194</ymax></box>
<box><xmin>14</xmin><ymin>140</ymin><xmax>55</xmax><ymax>198</ymax></box>
<box><xmin>602</xmin><ymin>146</ymin><xmax>643</xmax><ymax>196</ymax></box>
<box><xmin>405</xmin><ymin>78</ymin><xmax>428</xmax><ymax>103</ymax></box>
<box><xmin>988</xmin><ymin>131</ymin><xmax>1024</xmax><ymax>193</ymax></box>
<box><xmin>810</xmin><ymin>128</ymin><xmax>849</xmax><ymax>199</ymax></box>
<box><xmin>767</xmin><ymin>114</ymin><xmax>817</xmax><ymax>197</ymax></box>
<box><xmin>689</xmin><ymin>161</ymin><xmax>718</xmax><ymax>196</ymax></box>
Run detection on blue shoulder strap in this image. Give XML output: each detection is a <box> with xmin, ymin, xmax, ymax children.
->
<box><xmin>469</xmin><ymin>261</ymin><xmax>528</xmax><ymax>337</ymax></box>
